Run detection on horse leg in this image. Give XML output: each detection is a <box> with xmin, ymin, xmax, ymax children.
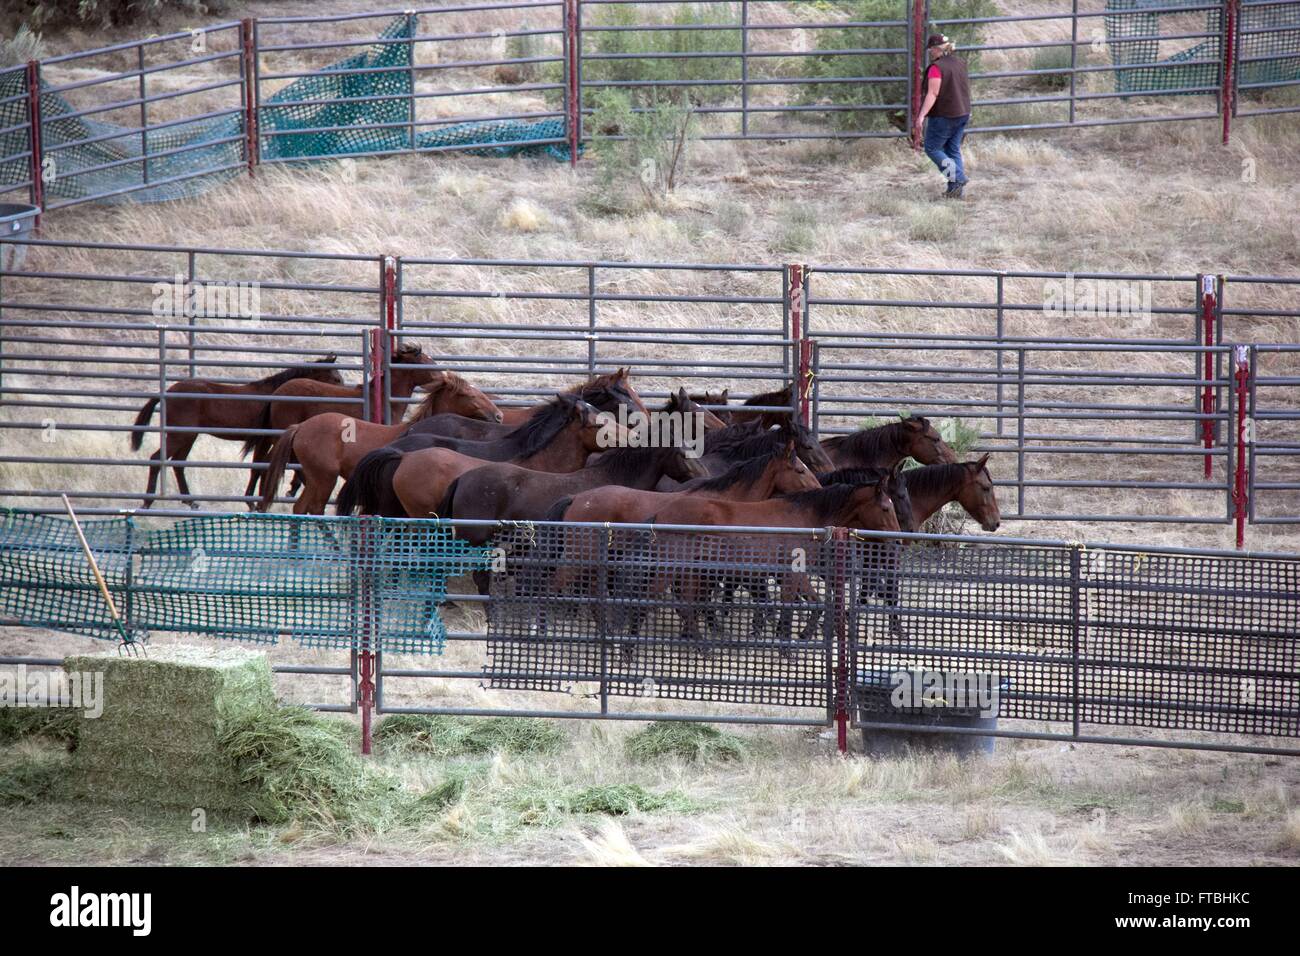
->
<box><xmin>142</xmin><ymin>450</ymin><xmax>162</xmax><ymax>509</ymax></box>
<box><xmin>166</xmin><ymin>433</ymin><xmax>197</xmax><ymax>510</ymax></box>
<box><xmin>243</xmin><ymin>439</ymin><xmax>270</xmax><ymax>509</ymax></box>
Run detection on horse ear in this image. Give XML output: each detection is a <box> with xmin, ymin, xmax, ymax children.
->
<box><xmin>616</xmin><ymin>367</ymin><xmax>629</xmax><ymax>381</ymax></box>
<box><xmin>903</xmin><ymin>417</ymin><xmax>922</xmax><ymax>431</ymax></box>
<box><xmin>973</xmin><ymin>453</ymin><xmax>991</xmax><ymax>471</ymax></box>
<box><xmin>720</xmin><ymin>388</ymin><xmax>729</xmax><ymax>401</ymax></box>
<box><xmin>677</xmin><ymin>386</ymin><xmax>688</xmax><ymax>402</ymax></box>
<box><xmin>783</xmin><ymin>439</ymin><xmax>796</xmax><ymax>461</ymax></box>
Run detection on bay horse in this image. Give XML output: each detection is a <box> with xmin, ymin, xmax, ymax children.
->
<box><xmin>408</xmin><ymin>368</ymin><xmax>651</xmax><ymax>442</ymax></box>
<box><xmin>242</xmin><ymin>342</ymin><xmax>443</xmax><ymax>500</ymax></box>
<box><xmin>817</xmin><ymin>465</ymin><xmax>915</xmax><ymax>532</ymax></box>
<box><xmin>130</xmin><ymin>354</ymin><xmax>341</xmax><ymax>509</ymax></box>
<box><xmin>649</xmin><ymin>481</ymin><xmax>900</xmax><ymax>651</ymax></box>
<box><xmin>255</xmin><ymin>371</ymin><xmax>503</xmax><ymax>514</ymax></box>
<box><xmin>688</xmin><ymin>389</ymin><xmax>731</xmax><ymax>424</ymax></box>
<box><xmin>336</xmin><ymin>395</ymin><xmax>620</xmax><ymax>517</ymax></box>
<box><xmin>820</xmin><ymin>416</ymin><xmax>956</xmax><ymax>470</ymax></box>
<box><xmin>900</xmin><ymin>456</ymin><xmax>1000</xmax><ymax>532</ymax></box>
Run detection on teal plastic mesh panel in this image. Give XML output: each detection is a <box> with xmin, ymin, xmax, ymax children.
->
<box><xmin>0</xmin><ymin>511</ymin><xmax>490</xmax><ymax>654</ymax></box>
<box><xmin>1105</xmin><ymin>0</ymin><xmax>1300</xmax><ymax>95</ymax></box>
<box><xmin>0</xmin><ymin>15</ymin><xmax>570</xmax><ymax>207</ymax></box>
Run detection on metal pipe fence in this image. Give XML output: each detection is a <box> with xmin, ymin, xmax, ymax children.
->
<box><xmin>1</xmin><ymin>237</ymin><xmax>1296</xmax><ymax>546</ymax></box>
<box><xmin>3</xmin><ymin>2</ymin><xmax>1298</xmax><ymax>214</ymax></box>
<box><xmin>1</xmin><ymin>514</ymin><xmax>1297</xmax><ymax>755</ymax></box>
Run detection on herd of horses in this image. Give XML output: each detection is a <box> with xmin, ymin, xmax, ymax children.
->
<box><xmin>128</xmin><ymin>353</ymin><xmax>1002</xmax><ymax>646</ymax></box>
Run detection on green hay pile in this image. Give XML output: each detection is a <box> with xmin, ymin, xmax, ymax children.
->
<box><xmin>374</xmin><ymin>714</ymin><xmax>568</xmax><ymax>757</ymax></box>
<box><xmin>64</xmin><ymin>644</ymin><xmax>275</xmax><ymax>811</ymax></box>
<box><xmin>0</xmin><ymin>706</ymin><xmax>80</xmax><ymax>746</ymax></box>
<box><xmin>220</xmin><ymin>706</ymin><xmax>399</xmax><ymax>828</ymax></box>
<box><xmin>625</xmin><ymin>721</ymin><xmax>748</xmax><ymax>764</ymax></box>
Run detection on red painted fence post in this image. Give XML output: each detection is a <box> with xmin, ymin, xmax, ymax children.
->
<box><xmin>241</xmin><ymin>19</ymin><xmax>259</xmax><ymax>176</ymax></box>
<box><xmin>1200</xmin><ymin>274</ymin><xmax>1217</xmax><ymax>478</ymax></box>
<box><xmin>1233</xmin><ymin>345</ymin><xmax>1250</xmax><ymax>550</ymax></box>
<box><xmin>1222</xmin><ymin>0</ymin><xmax>1239</xmax><ymax>145</ymax></box>
<box><xmin>565</xmin><ymin>0</ymin><xmax>581</xmax><ymax>166</ymax></box>
<box><xmin>909</xmin><ymin>0</ymin><xmax>927</xmax><ymax>142</ymax></box>
<box><xmin>25</xmin><ymin>60</ymin><xmax>43</xmax><ymax>224</ymax></box>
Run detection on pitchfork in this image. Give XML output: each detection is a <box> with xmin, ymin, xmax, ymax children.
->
<box><xmin>60</xmin><ymin>494</ymin><xmax>146</xmax><ymax>657</ymax></box>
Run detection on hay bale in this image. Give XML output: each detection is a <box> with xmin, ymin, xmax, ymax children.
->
<box><xmin>63</xmin><ymin>644</ymin><xmax>275</xmax><ymax>811</ymax></box>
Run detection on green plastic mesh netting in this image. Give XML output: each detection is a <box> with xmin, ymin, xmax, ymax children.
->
<box><xmin>0</xmin><ymin>15</ymin><xmax>570</xmax><ymax>207</ymax></box>
<box><xmin>1105</xmin><ymin>0</ymin><xmax>1300</xmax><ymax>95</ymax></box>
<box><xmin>0</xmin><ymin>510</ymin><xmax>491</xmax><ymax>654</ymax></box>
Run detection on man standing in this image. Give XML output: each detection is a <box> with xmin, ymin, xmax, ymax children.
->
<box><xmin>912</xmin><ymin>33</ymin><xmax>972</xmax><ymax>199</ymax></box>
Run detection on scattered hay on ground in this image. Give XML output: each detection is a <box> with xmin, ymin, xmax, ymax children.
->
<box><xmin>373</xmin><ymin>714</ymin><xmax>568</xmax><ymax>757</ymax></box>
<box><xmin>625</xmin><ymin>721</ymin><xmax>748</xmax><ymax>764</ymax></box>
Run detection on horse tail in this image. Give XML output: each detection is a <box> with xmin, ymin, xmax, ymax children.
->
<box><xmin>130</xmin><ymin>396</ymin><xmax>159</xmax><ymax>451</ymax></box>
<box><xmin>543</xmin><ymin>495</ymin><xmax>573</xmax><ymax>524</ymax></box>
<box><xmin>241</xmin><ymin>402</ymin><xmax>273</xmax><ymax>459</ymax></box>
<box><xmin>257</xmin><ymin>424</ymin><xmax>299</xmax><ymax>512</ymax></box>
<box><xmin>436</xmin><ymin>476</ymin><xmax>461</xmax><ymax>521</ymax></box>
<box><xmin>336</xmin><ymin>447</ymin><xmax>403</xmax><ymax>516</ymax></box>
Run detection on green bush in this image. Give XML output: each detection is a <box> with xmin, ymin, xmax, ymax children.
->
<box><xmin>581</xmin><ymin>3</ymin><xmax>742</xmax><ymax>108</ymax></box>
<box><xmin>585</xmin><ymin>89</ymin><xmax>697</xmax><ymax>213</ymax></box>
<box><xmin>800</xmin><ymin>0</ymin><xmax>996</xmax><ymax>132</ymax></box>
<box><xmin>13</xmin><ymin>0</ymin><xmax>222</xmax><ymax>29</ymax></box>
<box><xmin>1026</xmin><ymin>45</ymin><xmax>1073</xmax><ymax>91</ymax></box>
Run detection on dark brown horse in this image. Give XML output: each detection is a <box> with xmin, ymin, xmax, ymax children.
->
<box><xmin>336</xmin><ymin>395</ymin><xmax>623</xmax><ymax>517</ymax></box>
<box><xmin>256</xmin><ymin>372</ymin><xmax>503</xmax><ymax>514</ymax></box>
<box><xmin>900</xmin><ymin>456</ymin><xmax>1000</xmax><ymax>532</ymax></box>
<box><xmin>820</xmin><ymin>416</ymin><xmax>956</xmax><ymax>470</ymax></box>
<box><xmin>691</xmin><ymin>417</ymin><xmax>834</xmax><ymax>477</ymax></box>
<box><xmin>130</xmin><ymin>354</ymin><xmax>341</xmax><ymax>509</ymax></box>
<box><xmin>442</xmin><ymin>445</ymin><xmax>707</xmax><ymax>547</ymax></box>
<box><xmin>729</xmin><ymin>383</ymin><xmax>794</xmax><ymax>428</ymax></box>
<box><xmin>409</xmin><ymin>368</ymin><xmax>650</xmax><ymax>442</ymax></box>
<box><xmin>817</xmin><ymin>465</ymin><xmax>915</xmax><ymax>532</ymax></box>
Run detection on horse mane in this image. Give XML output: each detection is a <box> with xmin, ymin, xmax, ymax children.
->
<box><xmin>407</xmin><ymin>372</ymin><xmax>469</xmax><ymax>422</ymax></box>
<box><xmin>566</xmin><ymin>372</ymin><xmax>634</xmax><ymax>413</ymax></box>
<box><xmin>251</xmin><ymin>356</ymin><xmax>336</xmax><ymax>390</ymax></box>
<box><xmin>691</xmin><ymin>453</ymin><xmax>775</xmax><ymax>492</ymax></box>
<box><xmin>780</xmin><ymin>483</ymin><xmax>871</xmax><ymax>524</ymax></box>
<box><xmin>743</xmin><ymin>383</ymin><xmax>792</xmax><ymax>407</ymax></box>
<box><xmin>900</xmin><ymin>461</ymin><xmax>966</xmax><ymax>497</ymax></box>
<box><xmin>506</xmin><ymin>394</ymin><xmax>582</xmax><ymax>457</ymax></box>
<box><xmin>817</xmin><ymin>466</ymin><xmax>887</xmax><ymax>485</ymax></box>
<box><xmin>708</xmin><ymin>429</ymin><xmax>781</xmax><ymax>462</ymax></box>
<box><xmin>703</xmin><ymin>419</ymin><xmax>765</xmax><ymax>452</ymax></box>
<box><xmin>820</xmin><ymin>466</ymin><xmax>916</xmax><ymax>531</ymax></box>
<box><xmin>820</xmin><ymin>419</ymin><xmax>916</xmax><ymax>457</ymax></box>
<box><xmin>589</xmin><ymin>445</ymin><xmax>677</xmax><ymax>483</ymax></box>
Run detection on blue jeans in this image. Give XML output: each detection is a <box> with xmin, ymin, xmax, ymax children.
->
<box><xmin>923</xmin><ymin>114</ymin><xmax>969</xmax><ymax>185</ymax></box>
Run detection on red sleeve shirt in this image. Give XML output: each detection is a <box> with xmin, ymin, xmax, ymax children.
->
<box><xmin>927</xmin><ymin>65</ymin><xmax>941</xmax><ymax>81</ymax></box>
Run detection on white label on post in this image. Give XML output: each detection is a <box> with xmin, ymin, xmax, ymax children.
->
<box><xmin>1202</xmin><ymin>275</ymin><xmax>1215</xmax><ymax>296</ymax></box>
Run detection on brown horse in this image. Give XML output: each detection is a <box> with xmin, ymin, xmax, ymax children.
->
<box><xmin>901</xmin><ymin>456</ymin><xmax>1000</xmax><ymax>532</ymax></box>
<box><xmin>494</xmin><ymin>367</ymin><xmax>650</xmax><ymax>426</ymax></box>
<box><xmin>243</xmin><ymin>343</ymin><xmax>443</xmax><ymax>500</ymax></box>
<box><xmin>336</xmin><ymin>395</ymin><xmax>622</xmax><ymax>517</ymax></box>
<box><xmin>130</xmin><ymin>354</ymin><xmax>341</xmax><ymax>509</ymax></box>
<box><xmin>256</xmin><ymin>372</ymin><xmax>503</xmax><ymax>514</ymax></box>
<box><xmin>729</xmin><ymin>383</ymin><xmax>793</xmax><ymax>428</ymax></box>
<box><xmin>442</xmin><ymin>445</ymin><xmax>708</xmax><ymax>547</ymax></box>
<box><xmin>649</xmin><ymin>481</ymin><xmax>900</xmax><ymax>649</ymax></box>
<box><xmin>553</xmin><ymin>443</ymin><xmax>820</xmax><ymax>526</ymax></box>
<box><xmin>410</xmin><ymin>368</ymin><xmax>651</xmax><ymax>442</ymax></box>
<box><xmin>688</xmin><ymin>389</ymin><xmax>731</xmax><ymax>424</ymax></box>
<box><xmin>820</xmin><ymin>416</ymin><xmax>956</xmax><ymax>470</ymax></box>
<box><xmin>817</xmin><ymin>465</ymin><xmax>915</xmax><ymax>532</ymax></box>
